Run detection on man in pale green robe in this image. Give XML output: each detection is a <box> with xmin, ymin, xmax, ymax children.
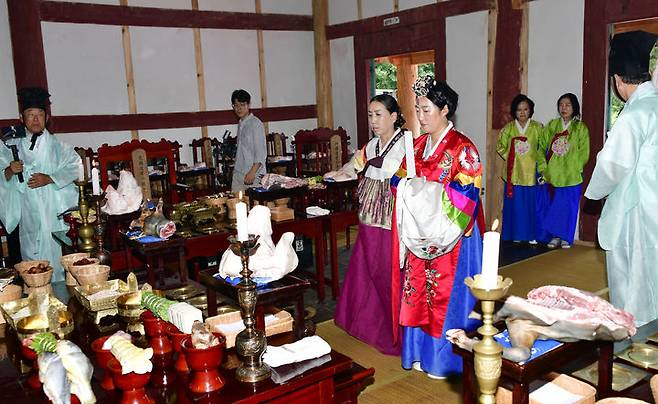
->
<box><xmin>0</xmin><ymin>88</ymin><xmax>80</xmax><ymax>282</ymax></box>
<box><xmin>584</xmin><ymin>31</ymin><xmax>658</xmax><ymax>326</ymax></box>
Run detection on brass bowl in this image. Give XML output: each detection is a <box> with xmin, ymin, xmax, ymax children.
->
<box><xmin>17</xmin><ymin>311</ymin><xmax>74</xmax><ymax>335</ymax></box>
<box><xmin>165</xmin><ymin>285</ymin><xmax>204</xmax><ymax>301</ymax></box>
<box><xmin>628</xmin><ymin>343</ymin><xmax>658</xmax><ymax>367</ymax></box>
<box><xmin>117</xmin><ymin>291</ymin><xmax>144</xmax><ymax>318</ymax></box>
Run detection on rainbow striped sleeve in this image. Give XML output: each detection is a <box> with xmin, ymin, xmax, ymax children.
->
<box><xmin>441</xmin><ymin>182</ymin><xmax>479</xmax><ymax>232</ymax></box>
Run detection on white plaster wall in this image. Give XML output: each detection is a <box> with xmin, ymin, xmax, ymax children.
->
<box><xmin>139</xmin><ymin>127</ymin><xmax>202</xmax><ymax>166</ymax></box>
<box><xmin>199</xmin><ymin>0</ymin><xmax>255</xmax><ymax>13</ymax></box>
<box><xmin>202</xmin><ymin>29</ymin><xmax>261</xmax><ymax>110</ymax></box>
<box><xmin>127</xmin><ymin>0</ymin><xmax>190</xmax><ymax>9</ymax></box>
<box><xmin>528</xmin><ymin>0</ymin><xmax>584</xmax><ymax>126</ymax></box>
<box><xmin>131</xmin><ymin>27</ymin><xmax>198</xmax><ymax>113</ymax></box>
<box><xmin>268</xmin><ymin>118</ymin><xmax>318</xmax><ymax>150</ymax></box>
<box><xmin>362</xmin><ymin>0</ymin><xmax>393</xmax><ymax>19</ymax></box>
<box><xmin>330</xmin><ymin>37</ymin><xmax>357</xmax><ymax>151</ymax></box>
<box><xmin>57</xmin><ymin>131</ymin><xmax>132</xmax><ymax>152</ymax></box>
<box><xmin>399</xmin><ymin>0</ymin><xmax>435</xmax><ymax>11</ymax></box>
<box><xmin>446</xmin><ymin>11</ymin><xmax>488</xmax><ymax>177</ymax></box>
<box><xmin>42</xmin><ymin>22</ymin><xmax>129</xmax><ymax>116</ymax></box>
<box><xmin>329</xmin><ymin>0</ymin><xmax>358</xmax><ymax>25</ymax></box>
<box><xmin>263</xmin><ymin>31</ymin><xmax>316</xmax><ymax>107</ymax></box>
<box><xmin>0</xmin><ymin>0</ymin><xmax>17</xmax><ymax>119</ymax></box>
<box><xmin>262</xmin><ymin>0</ymin><xmax>312</xmax><ymax>15</ymax></box>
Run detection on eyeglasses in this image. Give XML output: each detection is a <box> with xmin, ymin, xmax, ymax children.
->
<box><xmin>232</xmin><ymin>102</ymin><xmax>248</xmax><ymax>109</ymax></box>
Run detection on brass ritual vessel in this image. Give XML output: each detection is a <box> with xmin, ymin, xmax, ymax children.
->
<box><xmin>230</xmin><ymin>234</ymin><xmax>271</xmax><ymax>383</ymax></box>
<box><xmin>117</xmin><ymin>291</ymin><xmax>145</xmax><ymax>335</ymax></box>
<box><xmin>17</xmin><ymin>310</ymin><xmax>74</xmax><ymax>340</ymax></box>
<box><xmin>464</xmin><ymin>275</ymin><xmax>513</xmax><ymax>404</ymax></box>
<box><xmin>75</xmin><ymin>180</ymin><xmax>97</xmax><ymax>253</ymax></box>
<box><xmin>91</xmin><ymin>193</ymin><xmax>112</xmax><ymax>266</ymax></box>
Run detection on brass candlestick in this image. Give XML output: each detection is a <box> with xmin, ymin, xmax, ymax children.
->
<box><xmin>464</xmin><ymin>274</ymin><xmax>513</xmax><ymax>404</ymax></box>
<box><xmin>74</xmin><ymin>180</ymin><xmax>97</xmax><ymax>253</ymax></box>
<box><xmin>91</xmin><ymin>193</ymin><xmax>112</xmax><ymax>266</ymax></box>
<box><xmin>229</xmin><ymin>234</ymin><xmax>272</xmax><ymax>383</ymax></box>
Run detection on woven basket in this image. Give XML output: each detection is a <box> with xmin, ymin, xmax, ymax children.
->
<box><xmin>60</xmin><ymin>253</ymin><xmax>91</xmax><ymax>286</ymax></box>
<box><xmin>74</xmin><ymin>264</ymin><xmax>110</xmax><ymax>286</ymax></box>
<box><xmin>68</xmin><ymin>258</ymin><xmax>101</xmax><ymax>285</ymax></box>
<box><xmin>20</xmin><ymin>267</ymin><xmax>54</xmax><ymax>287</ymax></box>
<box><xmin>15</xmin><ymin>260</ymin><xmax>49</xmax><ymax>275</ymax></box>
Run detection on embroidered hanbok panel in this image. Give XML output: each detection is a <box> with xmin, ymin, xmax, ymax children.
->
<box><xmin>392</xmin><ymin>128</ymin><xmax>482</xmax><ymax>339</ymax></box>
<box><xmin>537</xmin><ymin>118</ymin><xmax>589</xmax><ymax>187</ymax></box>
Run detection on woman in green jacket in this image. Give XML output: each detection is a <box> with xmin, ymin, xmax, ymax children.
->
<box><xmin>536</xmin><ymin>93</ymin><xmax>589</xmax><ymax>248</ymax></box>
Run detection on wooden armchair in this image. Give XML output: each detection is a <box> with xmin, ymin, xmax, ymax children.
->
<box><xmin>266</xmin><ymin>132</ymin><xmax>295</xmax><ymax>176</ymax></box>
<box><xmin>186</xmin><ymin>137</ymin><xmax>221</xmax><ymax>196</ymax></box>
<box><xmin>97</xmin><ymin>138</ymin><xmax>181</xmax><ymax>204</ymax></box>
<box><xmin>293</xmin><ymin>127</ymin><xmax>350</xmax><ymax>177</ymax></box>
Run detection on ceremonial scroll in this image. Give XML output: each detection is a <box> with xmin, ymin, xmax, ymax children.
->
<box><xmin>330</xmin><ymin>134</ymin><xmax>342</xmax><ymax>171</ymax></box>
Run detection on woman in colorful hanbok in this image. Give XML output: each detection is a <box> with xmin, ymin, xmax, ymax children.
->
<box><xmin>536</xmin><ymin>93</ymin><xmax>589</xmax><ymax>249</ymax></box>
<box><xmin>497</xmin><ymin>94</ymin><xmax>543</xmax><ymax>243</ymax></box>
<box><xmin>391</xmin><ymin>77</ymin><xmax>483</xmax><ymax>378</ymax></box>
<box><xmin>331</xmin><ymin>94</ymin><xmax>413</xmax><ymax>355</ymax></box>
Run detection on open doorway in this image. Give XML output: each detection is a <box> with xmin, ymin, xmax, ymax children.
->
<box><xmin>371</xmin><ymin>50</ymin><xmax>435</xmax><ymax>137</ymax></box>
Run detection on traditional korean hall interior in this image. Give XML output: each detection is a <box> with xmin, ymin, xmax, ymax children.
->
<box><xmin>0</xmin><ymin>0</ymin><xmax>657</xmax><ymax>403</ymax></box>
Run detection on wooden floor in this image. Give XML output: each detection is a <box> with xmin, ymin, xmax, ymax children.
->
<box><xmin>316</xmin><ymin>245</ymin><xmax>608</xmax><ymax>403</ymax></box>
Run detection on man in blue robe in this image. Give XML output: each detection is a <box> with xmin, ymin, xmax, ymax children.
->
<box><xmin>0</xmin><ymin>88</ymin><xmax>80</xmax><ymax>281</ymax></box>
<box><xmin>585</xmin><ymin>31</ymin><xmax>658</xmax><ymax>326</ymax></box>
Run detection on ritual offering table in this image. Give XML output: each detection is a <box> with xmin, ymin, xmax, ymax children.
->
<box><xmin>199</xmin><ymin>271</ymin><xmax>311</xmax><ymax>339</ymax></box>
<box><xmin>122</xmin><ymin>234</ymin><xmax>187</xmax><ymax>287</ymax></box>
<box><xmin>453</xmin><ymin>328</ymin><xmax>614</xmax><ymax>404</ymax></box>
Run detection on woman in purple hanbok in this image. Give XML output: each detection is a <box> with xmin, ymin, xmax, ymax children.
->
<box><xmin>330</xmin><ymin>94</ymin><xmax>412</xmax><ymax>355</ymax></box>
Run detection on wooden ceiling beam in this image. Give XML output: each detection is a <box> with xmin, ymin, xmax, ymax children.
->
<box><xmin>40</xmin><ymin>1</ymin><xmax>313</xmax><ymax>31</ymax></box>
<box><xmin>326</xmin><ymin>0</ymin><xmax>493</xmax><ymax>40</ymax></box>
<box><xmin>47</xmin><ymin>105</ymin><xmax>317</xmax><ymax>134</ymax></box>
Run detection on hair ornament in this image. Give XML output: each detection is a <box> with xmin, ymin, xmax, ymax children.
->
<box><xmin>412</xmin><ymin>75</ymin><xmax>435</xmax><ymax>97</ymax></box>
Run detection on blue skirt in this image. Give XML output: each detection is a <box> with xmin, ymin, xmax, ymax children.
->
<box><xmin>536</xmin><ymin>184</ymin><xmax>581</xmax><ymax>244</ymax></box>
<box><xmin>400</xmin><ymin>223</ymin><xmax>483</xmax><ymax>377</ymax></box>
<box><xmin>502</xmin><ymin>183</ymin><xmax>537</xmax><ymax>242</ymax></box>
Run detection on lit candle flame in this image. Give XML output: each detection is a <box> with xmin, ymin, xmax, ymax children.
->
<box><xmin>491</xmin><ymin>218</ymin><xmax>499</xmax><ymax>232</ymax></box>
<box><xmin>238</xmin><ymin>191</ymin><xmax>243</xmax><ymax>201</ymax></box>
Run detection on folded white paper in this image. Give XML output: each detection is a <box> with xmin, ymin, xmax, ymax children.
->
<box><xmin>263</xmin><ymin>335</ymin><xmax>332</xmax><ymax>368</ymax></box>
<box><xmin>306</xmin><ymin>206</ymin><xmax>330</xmax><ymax>216</ymax></box>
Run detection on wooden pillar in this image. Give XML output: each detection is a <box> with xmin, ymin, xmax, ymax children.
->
<box><xmin>313</xmin><ymin>0</ymin><xmax>333</xmax><ymax>128</ymax></box>
<box><xmin>579</xmin><ymin>0</ymin><xmax>607</xmax><ymax>242</ymax></box>
<box><xmin>7</xmin><ymin>0</ymin><xmax>48</xmax><ymax>95</ymax></box>
<box><xmin>484</xmin><ymin>0</ymin><xmax>523</xmax><ymax>226</ymax></box>
<box><xmin>255</xmin><ymin>0</ymin><xmax>269</xmax><ymax>134</ymax></box>
<box><xmin>391</xmin><ymin>56</ymin><xmax>419</xmax><ymax>136</ymax></box>
<box><xmin>119</xmin><ymin>0</ymin><xmax>139</xmax><ymax>139</ymax></box>
<box><xmin>191</xmin><ymin>0</ymin><xmax>209</xmax><ymax>138</ymax></box>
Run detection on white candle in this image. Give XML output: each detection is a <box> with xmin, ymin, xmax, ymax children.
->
<box><xmin>91</xmin><ymin>165</ymin><xmax>101</xmax><ymax>195</ymax></box>
<box><xmin>78</xmin><ymin>160</ymin><xmax>86</xmax><ymax>181</ymax></box>
<box><xmin>236</xmin><ymin>191</ymin><xmax>248</xmax><ymax>242</ymax></box>
<box><xmin>481</xmin><ymin>219</ymin><xmax>500</xmax><ymax>289</ymax></box>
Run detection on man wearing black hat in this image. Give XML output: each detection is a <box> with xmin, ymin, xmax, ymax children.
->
<box><xmin>585</xmin><ymin>31</ymin><xmax>658</xmax><ymax>326</ymax></box>
<box><xmin>0</xmin><ymin>87</ymin><xmax>80</xmax><ymax>282</ymax></box>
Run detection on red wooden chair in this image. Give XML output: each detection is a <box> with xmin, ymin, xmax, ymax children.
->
<box><xmin>293</xmin><ymin>127</ymin><xmax>349</xmax><ymax>177</ymax></box>
<box><xmin>185</xmin><ymin>137</ymin><xmax>221</xmax><ymax>196</ymax></box>
<box><xmin>97</xmin><ymin>138</ymin><xmax>181</xmax><ymax>204</ymax></box>
<box><xmin>266</xmin><ymin>132</ymin><xmax>295</xmax><ymax>176</ymax></box>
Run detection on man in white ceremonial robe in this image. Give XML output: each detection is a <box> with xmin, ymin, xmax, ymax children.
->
<box><xmin>0</xmin><ymin>88</ymin><xmax>80</xmax><ymax>282</ymax></box>
<box><xmin>585</xmin><ymin>31</ymin><xmax>658</xmax><ymax>326</ymax></box>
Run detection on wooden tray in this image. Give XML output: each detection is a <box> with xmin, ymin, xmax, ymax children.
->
<box><xmin>206</xmin><ymin>308</ymin><xmax>293</xmax><ymax>348</ymax></box>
